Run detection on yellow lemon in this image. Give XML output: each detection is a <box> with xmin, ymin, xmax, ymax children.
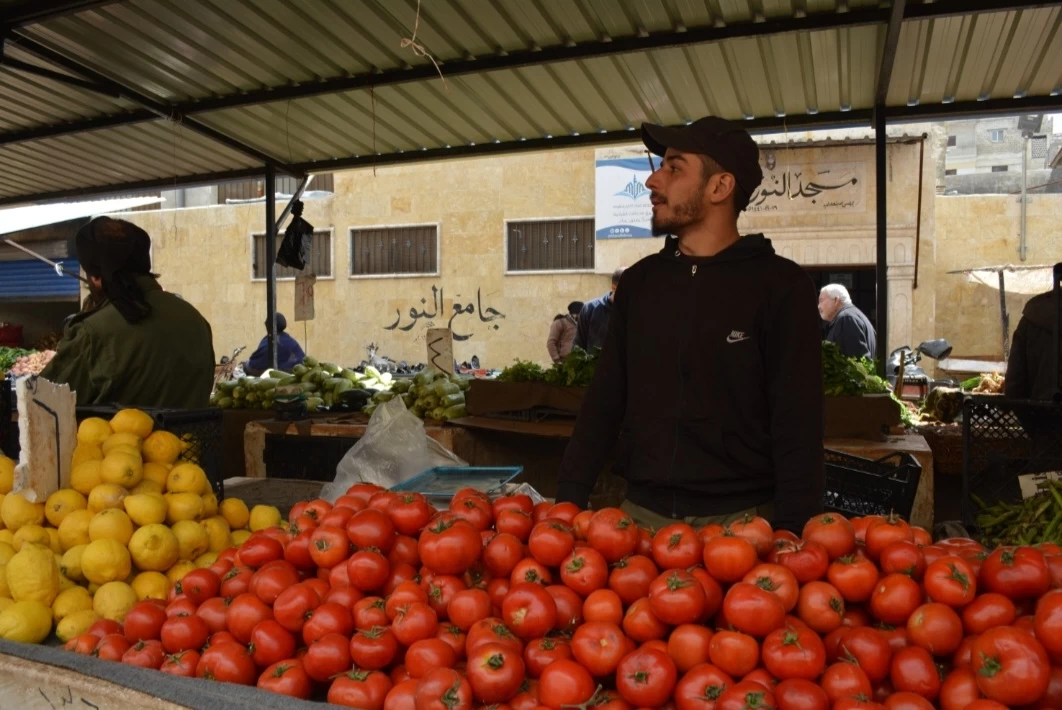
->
<box><xmin>200</xmin><ymin>516</ymin><xmax>231</xmax><ymax>553</ymax></box>
<box><xmin>220</xmin><ymin>498</ymin><xmax>250</xmax><ymax>530</ymax></box>
<box><xmin>81</xmin><ymin>539</ymin><xmax>131</xmax><ymax>585</ymax></box>
<box><xmin>12</xmin><ymin>524</ymin><xmax>50</xmax><ymax>551</ymax></box>
<box><xmin>0</xmin><ymin>455</ymin><xmax>14</xmax><ymax>495</ymax></box>
<box><xmin>165</xmin><ymin>492</ymin><xmax>204</xmax><ymax>524</ymax></box>
<box><xmin>6</xmin><ymin>543</ymin><xmax>60</xmax><ymax>605</ymax></box>
<box><xmin>71</xmin><ymin>443</ymin><xmax>104</xmax><ymax>471</ymax></box>
<box><xmin>102</xmin><ymin>432</ymin><xmax>142</xmax><ymax>456</ymax></box>
<box><xmin>77</xmin><ymin>418</ymin><xmax>113</xmax><ymax>446</ymax></box>
<box><xmin>141</xmin><ymin>431</ymin><xmax>182</xmax><ymax>465</ymax></box>
<box><xmin>0</xmin><ymin>598</ymin><xmax>12</xmax><ymax>613</ymax></box>
<box><xmin>0</xmin><ymin>492</ymin><xmax>45</xmax><ymax>532</ymax></box>
<box><xmin>249</xmin><ymin>504</ymin><xmax>282</xmax><ymax>532</ymax></box>
<box><xmin>130</xmin><ymin>478</ymin><xmax>163</xmax><ymax>496</ymax></box>
<box><xmin>194</xmin><ymin>551</ymin><xmax>218</xmax><ymax>568</ymax></box>
<box><xmin>0</xmin><ymin>530</ymin><xmax>12</xmax><ymax>547</ymax></box>
<box><xmin>166</xmin><ymin>560</ymin><xmax>196</xmax><ymax>585</ymax></box>
<box><xmin>58</xmin><ymin>572</ymin><xmax>77</xmax><ymax>592</ymax></box>
<box><xmin>109</xmin><ymin>409</ymin><xmax>154</xmax><ymax>439</ymax></box>
<box><xmin>70</xmin><ymin>461</ymin><xmax>103</xmax><ymax>496</ymax></box>
<box><xmin>88</xmin><ymin>509</ymin><xmax>134</xmax><ymax>546</ymax></box>
<box><xmin>231</xmin><ymin>529</ymin><xmax>252</xmax><ymax>546</ymax></box>
<box><xmin>60</xmin><ymin>544</ymin><xmax>87</xmax><ymax>582</ymax></box>
<box><xmin>128</xmin><ymin>524</ymin><xmax>179</xmax><ymax>572</ymax></box>
<box><xmin>172</xmin><ymin>520</ymin><xmax>209</xmax><ymax>561</ymax></box>
<box><xmin>167</xmin><ymin>463</ymin><xmax>208</xmax><ymax>495</ymax></box>
<box><xmin>92</xmin><ymin>581</ymin><xmax>137</xmax><ymax>622</ymax></box>
<box><xmin>0</xmin><ymin>600</ymin><xmax>53</xmax><ymax>643</ymax></box>
<box><xmin>0</xmin><ymin>494</ymin><xmax>5</xmax><ymax>528</ymax></box>
<box><xmin>0</xmin><ymin>561</ymin><xmax>9</xmax><ymax>598</ymax></box>
<box><xmin>57</xmin><ymin>509</ymin><xmax>93</xmax><ymax>552</ymax></box>
<box><xmin>0</xmin><ymin>542</ymin><xmax>14</xmax><ymax>565</ymax></box>
<box><xmin>87</xmin><ymin>483</ymin><xmax>127</xmax><ymax>512</ymax></box>
<box><xmin>201</xmin><ymin>492</ymin><xmax>218</xmax><ymax>519</ymax></box>
<box><xmin>47</xmin><ymin>528</ymin><xmax>61</xmax><ymax>554</ymax></box>
<box><xmin>45</xmin><ymin>489</ymin><xmax>87</xmax><ymax>528</ymax></box>
<box><xmin>123</xmin><ymin>493</ymin><xmax>167</xmax><ymax>526</ymax></box>
<box><xmin>99</xmin><ymin>451</ymin><xmax>143</xmax><ymax>489</ymax></box>
<box><xmin>52</xmin><ymin>586</ymin><xmax>93</xmax><ymax>621</ymax></box>
<box><xmin>142</xmin><ymin>462</ymin><xmax>171</xmax><ymax>490</ymax></box>
<box><xmin>130</xmin><ymin>571</ymin><xmax>169</xmax><ymax>601</ymax></box>
<box><xmin>56</xmin><ymin>609</ymin><xmax>100</xmax><ymax>642</ymax></box>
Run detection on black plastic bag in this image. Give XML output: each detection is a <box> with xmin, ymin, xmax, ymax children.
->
<box><xmin>276</xmin><ymin>200</ymin><xmax>314</xmax><ymax>270</ymax></box>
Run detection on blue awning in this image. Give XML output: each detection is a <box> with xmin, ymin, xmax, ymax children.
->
<box><xmin>0</xmin><ymin>259</ymin><xmax>80</xmax><ymax>299</ymax></box>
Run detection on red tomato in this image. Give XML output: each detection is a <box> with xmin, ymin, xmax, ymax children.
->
<box><xmin>220</xmin><ymin>565</ymin><xmax>254</xmax><ymax>598</ymax></box>
<box><xmin>387</xmin><ymin>581</ymin><xmax>430</xmax><ymax>620</ymax></box>
<box><xmin>419</xmin><ymin>518</ymin><xmax>482</xmax><ymax>576</ymax></box>
<box><xmin>354</xmin><ymin>596</ymin><xmax>390</xmax><ymax>630</ymax></box>
<box><xmin>583</xmin><ymin>589</ymin><xmax>624</xmax><ymax>624</ymax></box>
<box><xmin>667</xmin><ymin>624</ymin><xmax>713</xmax><ymax>673</ymax></box>
<box><xmin>969</xmin><ymin>626</ymin><xmax>1051</xmax><ymax>706</ymax></box>
<box><xmin>979</xmin><ymin>547</ymin><xmax>1050</xmax><ymax>600</ymax></box>
<box><xmin>346</xmin><ymin>508</ymin><xmax>397</xmax><ymax>552</ymax></box>
<box><xmin>250</xmin><ymin>561</ymin><xmax>300</xmax><ymax>606</ymax></box>
<box><xmin>528</xmin><ymin>521</ymin><xmax>575</xmax><ymax>568</ymax></box>
<box><xmin>889</xmin><ymin>646</ymin><xmax>941</xmax><ymax>700</ymax></box>
<box><xmin>448</xmin><ymin>588</ymin><xmax>492</xmax><ymax>631</ymax></box>
<box><xmin>273</xmin><ymin>583</ymin><xmax>321</xmax><ymax>633</ymax></box>
<box><xmin>350</xmin><ymin>625</ymin><xmax>399</xmax><ymax>670</ymax></box>
<box><xmin>775</xmin><ymin>540</ymin><xmax>830</xmax><ymax>584</ymax></box>
<box><xmin>176</xmin><ymin>569</ymin><xmax>220</xmax><ymax>606</ymax></box>
<box><xmin>195</xmin><ymin>597</ymin><xmax>232</xmax><ymax>635</ymax></box>
<box><xmin>546</xmin><ymin>584</ymin><xmax>583</xmax><ymax>631</ymax></box>
<box><xmin>689</xmin><ymin>567</ymin><xmax>724</xmax><ymax>622</ymax></box>
<box><xmin>492</xmin><ymin>494</ymin><xmax>534</xmax><ymax>519</ymax></box>
<box><xmin>405</xmin><ymin>638</ymin><xmax>458</xmax><ymax>680</ymax></box>
<box><xmin>166</xmin><ymin>598</ymin><xmax>198</xmax><ymax>619</ymax></box>
<box><xmin>388</xmin><ymin>493</ymin><xmax>434</xmax><ymax>536</ymax></box>
<box><xmin>466</xmin><ymin>642</ymin><xmax>526</xmax><ymax>704</ymax></box>
<box><xmin>309</xmin><ymin>525</ymin><xmax>351</xmax><ymax>569</ymax></box>
<box><xmin>124</xmin><ymin>600</ymin><xmax>168</xmax><ymax>643</ymax></box>
<box><xmin>571</xmin><ymin>621</ymin><xmax>628</xmax><ymax>677</ymax></box>
<box><xmin>709</xmin><ymin>630</ymin><xmax>760</xmax><ymax>678</ymax></box>
<box><xmin>348</xmin><ymin>548</ymin><xmax>391</xmax><ymax>593</ymax></box>
<box><xmin>722</xmin><ymin>582</ymin><xmax>786</xmax><ymax>638</ymax></box>
<box><xmin>496</xmin><ymin>510</ymin><xmax>534</xmax><ymax>542</ymax></box>
<box><xmin>623</xmin><ymin>596</ymin><xmax>669</xmax><ymax>643</ymax></box>
<box><xmin>196</xmin><ymin>641</ymin><xmax>257</xmax><ymax>685</ymax></box>
<box><xmin>864</xmin><ymin>515</ymin><xmax>914</xmax><ymax>561</ymax></box>
<box><xmin>761</xmin><ymin>625</ymin><xmax>826</xmax><ymax>681</ymax></box>
<box><xmin>703</xmin><ymin>534</ymin><xmax>758</xmax><ymax>583</ymax></box>
<box><xmin>796</xmin><ymin>581</ymin><xmax>845</xmax><ymax>634</ymax></box>
<box><xmin>879</xmin><ymin>541</ymin><xmax>927</xmax><ymax>581</ymax></box>
<box><xmin>467</xmin><ymin>617</ymin><xmax>523</xmax><ymax>656</ymax></box>
<box><xmin>743</xmin><ymin>563</ymin><xmax>800</xmax><ymax>612</ymax></box>
<box><xmin>257</xmin><ymin>659</ymin><xmax>313</xmax><ymax>699</ymax></box>
<box><xmin>938</xmin><ymin>667</ymin><xmax>981</xmax><ymax>710</ymax></box>
<box><xmin>304</xmin><ymin>631</ymin><xmax>353</xmax><ymax>683</ymax></box>
<box><xmin>615</xmin><ymin>645</ymin><xmax>678</xmax><ymax>708</ymax></box>
<box><xmin>502</xmin><ymin>583</ymin><xmax>557</xmax><ymax>640</ymax></box>
<box><xmin>226</xmin><ymin>593</ymin><xmax>274</xmax><ymax>644</ymax></box>
<box><xmin>329</xmin><ymin>668</ymin><xmax>393</xmax><ymax>710</ymax></box>
<box><xmin>121</xmin><ymin>639</ymin><xmax>165</xmax><ymax>669</ymax></box>
<box><xmin>239</xmin><ymin>535</ymin><xmax>284</xmax><ymax>568</ymax></box>
<box><xmin>160</xmin><ymin>650</ymin><xmax>200</xmax><ymax>677</ymax></box>
<box><xmin>923</xmin><ymin>556</ymin><xmax>977</xmax><ymax>607</ymax></box>
<box><xmin>64</xmin><ymin>633</ymin><xmax>98</xmax><ymax>655</ymax></box>
<box><xmin>560</xmin><ymin>547</ymin><xmax>608</xmax><ymax>597</ymax></box>
<box><xmin>537</xmin><ymin>659</ymin><xmax>595</xmax><ymax>710</ymax></box>
<box><xmin>450</xmin><ymin>495</ymin><xmax>493</xmax><ymax>532</ymax></box>
<box><xmin>649</xmin><ymin>569</ymin><xmax>708</xmax><ymax>626</ymax></box>
<box><xmin>586</xmin><ymin>508</ymin><xmax>639</xmax><ymax>563</ymax></box>
<box><xmin>1033</xmin><ymin>588</ymin><xmax>1062</xmax><ymax>657</ymax></box>
<box><xmin>773</xmin><ymin>677</ymin><xmax>829</xmax><ymax>710</ymax></box>
<box><xmin>882</xmin><ymin>692</ymin><xmax>934</xmax><ymax>710</ymax></box>
<box><xmin>483</xmin><ymin>533</ymin><xmax>526</xmax><ymax>578</ymax></box>
<box><xmin>674</xmin><ymin>663</ymin><xmax>735</xmax><ymax>710</ymax></box>
<box><xmin>828</xmin><ymin>555</ymin><xmax>881</xmax><ymax>604</ymax></box>
<box><xmin>249</xmin><ymin>619</ymin><xmax>296</xmax><ymax>667</ymax></box>
<box><xmin>609</xmin><ymin>555</ymin><xmax>658</xmax><ymax>606</ymax></box>
<box><xmin>869</xmin><ymin>574</ymin><xmax>923</xmax><ymax>626</ymax></box>
<box><xmin>524</xmin><ymin>637</ymin><xmax>572</xmax><ymax>679</ymax></box>
<box><xmin>905</xmin><ymin>603</ymin><xmax>963</xmax><ymax>656</ymax></box>
<box><xmin>728</xmin><ymin>515</ymin><xmax>774</xmax><ymax>558</ymax></box>
<box><xmin>838</xmin><ymin>627</ymin><xmax>893</xmax><ymax>685</ymax></box>
<box><xmin>160</xmin><ymin>615</ymin><xmax>208</xmax><ymax>654</ymax></box>
<box><xmin>802</xmin><ymin>513</ymin><xmax>856</xmax><ymax>560</ymax></box>
<box><xmin>715</xmin><ymin>680</ymin><xmax>776</xmax><ymax>710</ymax></box>
<box><xmin>652</xmin><ymin>523</ymin><xmax>704</xmax><ymax>569</ymax></box>
<box><xmin>820</xmin><ymin>662</ymin><xmax>873</xmax><ymax>704</ymax></box>
<box><xmin>392</xmin><ymin>601</ymin><xmax>439</xmax><ymax>647</ymax></box>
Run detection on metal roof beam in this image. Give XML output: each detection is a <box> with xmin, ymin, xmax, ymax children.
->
<box><xmin>0</xmin><ymin>110</ymin><xmax>155</xmax><ymax>144</ymax></box>
<box><xmin>877</xmin><ymin>0</ymin><xmax>907</xmax><ymax>107</ymax></box>
<box><xmin>0</xmin><ymin>38</ymin><xmax>120</xmax><ymax>98</ymax></box>
<box><xmin>5</xmin><ymin>35</ymin><xmax>295</xmax><ymax>171</ymax></box>
<box><xmin>903</xmin><ymin>0</ymin><xmax>1061</xmax><ymax>19</ymax></box>
<box><xmin>0</xmin><ymin>0</ymin><xmax>123</xmax><ymax>28</ymax></box>
<box><xmin>888</xmin><ymin>94</ymin><xmax>1062</xmax><ymax>121</ymax></box>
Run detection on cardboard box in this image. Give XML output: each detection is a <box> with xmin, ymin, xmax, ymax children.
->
<box><xmin>825</xmin><ymin>395</ymin><xmax>903</xmax><ymax>441</ymax></box>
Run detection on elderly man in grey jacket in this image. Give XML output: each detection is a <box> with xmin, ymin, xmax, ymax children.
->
<box><xmin>819</xmin><ymin>284</ymin><xmax>877</xmax><ymax>360</ymax></box>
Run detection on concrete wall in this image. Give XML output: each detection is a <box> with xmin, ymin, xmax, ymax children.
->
<box><xmin>114</xmin><ymin>138</ymin><xmax>933</xmax><ymax>369</ymax></box>
<box><xmin>933</xmin><ymin>192</ymin><xmax>1062</xmax><ymax>361</ymax></box>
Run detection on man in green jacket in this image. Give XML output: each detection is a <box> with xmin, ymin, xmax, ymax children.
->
<box><xmin>41</xmin><ymin>217</ymin><xmax>215</xmax><ymax>408</ymax></box>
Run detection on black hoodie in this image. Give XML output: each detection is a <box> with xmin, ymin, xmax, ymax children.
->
<box><xmin>1005</xmin><ymin>290</ymin><xmax>1061</xmax><ymax>401</ymax></box>
<box><xmin>555</xmin><ymin>233</ymin><xmax>825</xmax><ymax>532</ymax></box>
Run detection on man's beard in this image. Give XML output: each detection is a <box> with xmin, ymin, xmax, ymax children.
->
<box><xmin>651</xmin><ymin>193</ymin><xmax>706</xmax><ymax>236</ymax></box>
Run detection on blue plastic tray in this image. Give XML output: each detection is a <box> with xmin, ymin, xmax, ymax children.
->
<box><xmin>390</xmin><ymin>466</ymin><xmax>523</xmax><ymax>501</ymax></box>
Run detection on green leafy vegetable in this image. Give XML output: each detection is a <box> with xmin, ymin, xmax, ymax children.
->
<box><xmin>498</xmin><ymin>346</ymin><xmax>601</xmax><ymax>387</ymax></box>
<box><xmin>822</xmin><ymin>341</ymin><xmax>888</xmax><ymax>396</ymax></box>
<box><xmin>0</xmin><ymin>347</ymin><xmax>36</xmax><ymax>374</ymax></box>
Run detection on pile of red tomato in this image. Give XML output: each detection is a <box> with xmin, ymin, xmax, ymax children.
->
<box><xmin>60</xmin><ymin>483</ymin><xmax>1062</xmax><ymax>710</ymax></box>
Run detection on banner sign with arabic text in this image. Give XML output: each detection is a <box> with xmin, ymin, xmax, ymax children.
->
<box><xmin>747</xmin><ymin>159</ymin><xmax>866</xmax><ymax>214</ymax></box>
<box><xmin>595</xmin><ymin>147</ymin><xmax>654</xmax><ymax>239</ymax></box>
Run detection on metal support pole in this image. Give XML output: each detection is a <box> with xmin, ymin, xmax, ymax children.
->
<box><xmin>265</xmin><ymin>165</ymin><xmax>278</xmax><ymax>370</ymax></box>
<box><xmin>999</xmin><ymin>271</ymin><xmax>1010</xmax><ymax>361</ymax></box>
<box><xmin>1020</xmin><ymin>135</ymin><xmax>1029</xmax><ymax>262</ymax></box>
<box><xmin>874</xmin><ymin>108</ymin><xmax>889</xmax><ymax>376</ymax></box>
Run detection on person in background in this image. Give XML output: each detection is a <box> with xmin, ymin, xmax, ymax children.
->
<box><xmin>574</xmin><ymin>269</ymin><xmax>624</xmax><ymax>351</ymax></box>
<box><xmin>555</xmin><ymin>116</ymin><xmax>824</xmax><ymax>533</ymax></box>
<box><xmin>819</xmin><ymin>284</ymin><xmax>877</xmax><ymax>360</ymax></box>
<box><xmin>547</xmin><ymin>301</ymin><xmax>583</xmax><ymax>363</ymax></box>
<box><xmin>1005</xmin><ymin>286</ymin><xmax>1061</xmax><ymax>401</ymax></box>
<box><xmin>245</xmin><ymin>313</ymin><xmax>305</xmax><ymax>376</ymax></box>
<box><xmin>42</xmin><ymin>217</ymin><xmax>215</xmax><ymax>408</ymax></box>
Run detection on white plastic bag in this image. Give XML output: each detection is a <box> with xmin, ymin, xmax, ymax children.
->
<box><xmin>321</xmin><ymin>397</ymin><xmax>466</xmax><ymax>501</ymax></box>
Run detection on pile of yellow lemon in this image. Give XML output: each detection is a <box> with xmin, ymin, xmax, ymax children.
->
<box><xmin>0</xmin><ymin>408</ymin><xmax>282</xmax><ymax>645</ymax></box>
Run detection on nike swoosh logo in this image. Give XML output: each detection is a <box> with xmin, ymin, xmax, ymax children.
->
<box><xmin>726</xmin><ymin>335</ymin><xmax>750</xmax><ymax>344</ymax></box>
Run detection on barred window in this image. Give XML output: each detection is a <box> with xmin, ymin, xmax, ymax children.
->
<box><xmin>350</xmin><ymin>225</ymin><xmax>438</xmax><ymax>277</ymax></box>
<box><xmin>252</xmin><ymin>230</ymin><xmax>332</xmax><ymax>280</ymax></box>
<box><xmin>506</xmin><ymin>218</ymin><xmax>595</xmax><ymax>272</ymax></box>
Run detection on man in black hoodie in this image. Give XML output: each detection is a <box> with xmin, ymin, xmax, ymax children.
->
<box><xmin>1005</xmin><ymin>286</ymin><xmax>1061</xmax><ymax>402</ymax></box>
<box><xmin>554</xmin><ymin>117</ymin><xmax>825</xmax><ymax>533</ymax></box>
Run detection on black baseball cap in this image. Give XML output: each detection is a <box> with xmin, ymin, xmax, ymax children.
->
<box><xmin>642</xmin><ymin>117</ymin><xmax>763</xmax><ymax>201</ymax></box>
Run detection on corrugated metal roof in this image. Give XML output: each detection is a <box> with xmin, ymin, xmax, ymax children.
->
<box><xmin>0</xmin><ymin>0</ymin><xmax>1059</xmax><ymax>205</ymax></box>
<box><xmin>0</xmin><ymin>258</ymin><xmax>80</xmax><ymax>298</ymax></box>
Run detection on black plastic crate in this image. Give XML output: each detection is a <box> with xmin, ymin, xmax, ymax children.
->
<box><xmin>823</xmin><ymin>449</ymin><xmax>923</xmax><ymax>518</ymax></box>
<box><xmin>77</xmin><ymin>406</ymin><xmax>225</xmax><ymax>499</ymax></box>
<box><xmin>262</xmin><ymin>433</ymin><xmax>361</xmax><ymax>482</ymax></box>
<box><xmin>961</xmin><ymin>396</ymin><xmax>1062</xmax><ymax>529</ymax></box>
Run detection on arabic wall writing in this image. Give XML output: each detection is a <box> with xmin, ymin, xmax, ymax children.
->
<box><xmin>746</xmin><ymin>160</ymin><xmax>866</xmax><ymax>214</ymax></box>
<box><xmin>383</xmin><ymin>285</ymin><xmax>506</xmax><ymax>342</ymax></box>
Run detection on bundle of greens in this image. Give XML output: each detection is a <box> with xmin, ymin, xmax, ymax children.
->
<box><xmin>498</xmin><ymin>346</ymin><xmax>601</xmax><ymax>388</ymax></box>
<box><xmin>496</xmin><ymin>360</ymin><xmax>547</xmax><ymax>383</ymax></box>
<box><xmin>822</xmin><ymin>341</ymin><xmax>889</xmax><ymax>396</ymax></box>
<box><xmin>0</xmin><ymin>347</ymin><xmax>35</xmax><ymax>374</ymax></box>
